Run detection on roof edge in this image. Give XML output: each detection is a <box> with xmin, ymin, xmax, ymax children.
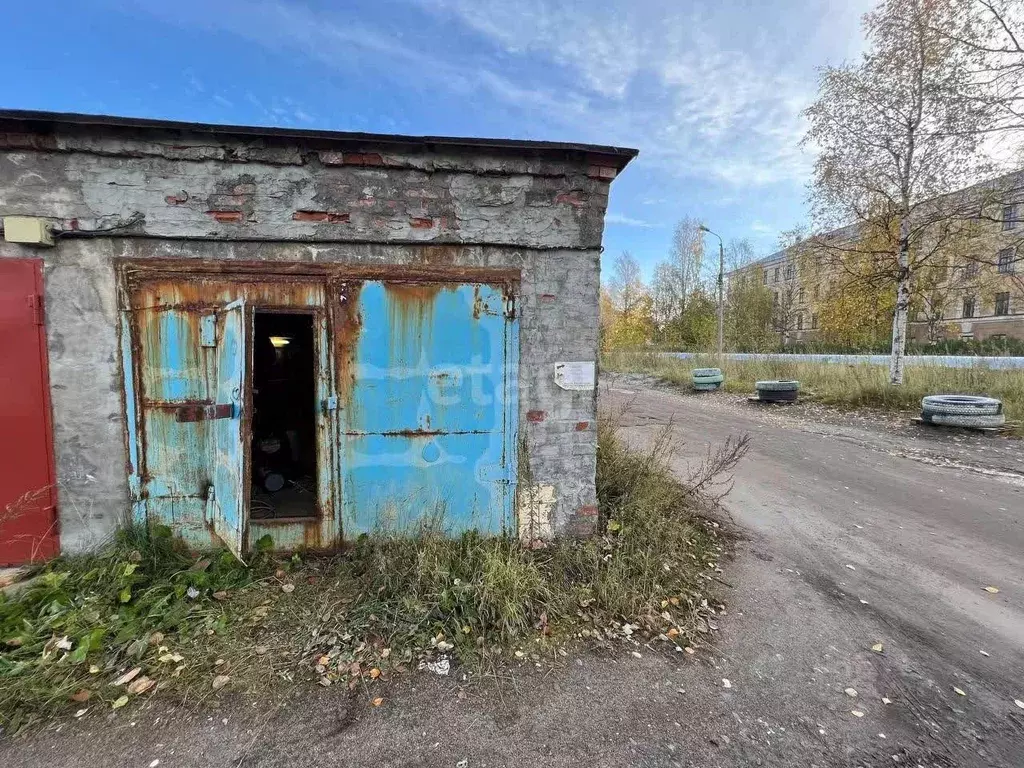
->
<box><xmin>0</xmin><ymin>109</ymin><xmax>639</xmax><ymax>169</ymax></box>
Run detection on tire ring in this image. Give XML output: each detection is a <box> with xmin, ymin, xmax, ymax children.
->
<box><xmin>692</xmin><ymin>382</ymin><xmax>721</xmax><ymax>391</ymax></box>
<box><xmin>692</xmin><ymin>374</ymin><xmax>725</xmax><ymax>385</ymax></box>
<box><xmin>921</xmin><ymin>411</ymin><xmax>1006</xmax><ymax>428</ymax></box>
<box><xmin>922</xmin><ymin>403</ymin><xmax>1002</xmax><ymax>417</ymax></box>
<box><xmin>755</xmin><ymin>380</ymin><xmax>800</xmax><ymax>392</ymax></box>
<box><xmin>921</xmin><ymin>395</ymin><xmax>1002</xmax><ymax>416</ymax></box>
<box><xmin>691</xmin><ymin>368</ymin><xmax>723</xmax><ymax>378</ymax></box>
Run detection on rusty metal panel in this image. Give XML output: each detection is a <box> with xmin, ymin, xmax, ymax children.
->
<box><xmin>124</xmin><ymin>272</ymin><xmax>338</xmax><ymax>553</ymax></box>
<box><xmin>209</xmin><ymin>299</ymin><xmax>246</xmax><ymax>557</ymax></box>
<box><xmin>336</xmin><ymin>280</ymin><xmax>517</xmax><ymax>535</ymax></box>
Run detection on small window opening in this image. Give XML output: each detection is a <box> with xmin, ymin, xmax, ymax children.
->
<box><xmin>250</xmin><ymin>312</ymin><xmax>317</xmax><ymax>519</ymax></box>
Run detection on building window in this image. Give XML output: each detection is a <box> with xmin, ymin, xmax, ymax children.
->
<box><xmin>962</xmin><ymin>297</ymin><xmax>975</xmax><ymax>318</ymax></box>
<box><xmin>1003</xmin><ymin>204</ymin><xmax>1017</xmax><ymax>231</ymax></box>
<box><xmin>785</xmin><ymin>263</ymin><xmax>795</xmax><ymax>281</ymax></box>
<box><xmin>997</xmin><ymin>248</ymin><xmax>1016</xmax><ymax>274</ymax></box>
<box><xmin>995</xmin><ymin>291</ymin><xmax>1010</xmax><ymax>315</ymax></box>
<box><xmin>773</xmin><ymin>267</ymin><xmax>780</xmax><ymax>283</ymax></box>
<box><xmin>796</xmin><ymin>313</ymin><xmax>804</xmax><ymax>330</ymax></box>
<box><xmin>811</xmin><ymin>313</ymin><xmax>819</xmax><ymax>329</ymax></box>
<box><xmin>963</xmin><ymin>259</ymin><xmax>981</xmax><ymax>279</ymax></box>
<box><xmin>813</xmin><ymin>284</ymin><xmax>820</xmax><ymax>300</ymax></box>
<box><xmin>773</xmin><ymin>291</ymin><xmax>779</xmax><ymax>306</ymax></box>
<box><xmin>763</xmin><ymin>270</ymin><xmax>768</xmax><ymax>285</ymax></box>
<box><xmin>798</xmin><ymin>287</ymin><xmax>805</xmax><ymax>304</ymax></box>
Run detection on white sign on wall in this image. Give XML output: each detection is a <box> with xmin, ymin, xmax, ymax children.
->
<box><xmin>554</xmin><ymin>361</ymin><xmax>596</xmax><ymax>391</ymax></box>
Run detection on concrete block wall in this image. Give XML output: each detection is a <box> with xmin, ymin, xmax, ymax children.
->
<box><xmin>0</xmin><ymin>119</ymin><xmax>629</xmax><ymax>552</ymax></box>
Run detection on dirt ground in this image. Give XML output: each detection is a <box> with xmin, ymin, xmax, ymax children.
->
<box><xmin>3</xmin><ymin>375</ymin><xmax>1023</xmax><ymax>767</ymax></box>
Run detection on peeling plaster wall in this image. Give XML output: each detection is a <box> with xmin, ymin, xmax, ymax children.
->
<box><xmin>0</xmin><ymin>125</ymin><xmax>619</xmax><ymax>552</ymax></box>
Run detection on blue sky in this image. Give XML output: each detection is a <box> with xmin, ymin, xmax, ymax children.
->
<box><xmin>1</xmin><ymin>0</ymin><xmax>873</xmax><ymax>279</ymax></box>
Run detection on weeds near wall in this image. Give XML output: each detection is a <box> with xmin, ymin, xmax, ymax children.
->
<box><xmin>1</xmin><ymin>422</ymin><xmax>740</xmax><ymax>732</ymax></box>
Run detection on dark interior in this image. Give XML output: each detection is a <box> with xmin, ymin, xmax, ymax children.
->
<box><xmin>250</xmin><ymin>312</ymin><xmax>317</xmax><ymax>520</ymax></box>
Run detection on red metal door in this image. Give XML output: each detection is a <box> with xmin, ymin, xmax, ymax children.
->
<box><xmin>0</xmin><ymin>258</ymin><xmax>59</xmax><ymax>565</ymax></box>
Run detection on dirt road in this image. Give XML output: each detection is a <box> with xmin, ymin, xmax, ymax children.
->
<box><xmin>607</xmin><ymin>377</ymin><xmax>1024</xmax><ymax>766</ymax></box>
<box><xmin>3</xmin><ymin>377</ymin><xmax>1023</xmax><ymax>767</ymax></box>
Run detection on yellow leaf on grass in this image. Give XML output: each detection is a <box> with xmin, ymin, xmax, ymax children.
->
<box><xmin>372</xmin><ymin>697</ymin><xmax>384</xmax><ymax>707</ymax></box>
<box><xmin>983</xmin><ymin>586</ymin><xmax>1000</xmax><ymax>594</ymax></box>
<box><xmin>953</xmin><ymin>687</ymin><xmax>966</xmax><ymax>696</ymax></box>
<box><xmin>370</xmin><ymin>668</ymin><xmax>381</xmax><ymax>679</ymax></box>
<box><xmin>871</xmin><ymin>643</ymin><xmax>884</xmax><ymax>653</ymax></box>
<box><xmin>112</xmin><ymin>695</ymin><xmax>129</xmax><ymax>709</ymax></box>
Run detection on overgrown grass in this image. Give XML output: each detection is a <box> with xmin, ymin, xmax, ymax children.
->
<box><xmin>605</xmin><ymin>349</ymin><xmax>1024</xmax><ymax>434</ymax></box>
<box><xmin>1</xmin><ymin>423</ymin><xmax>726</xmax><ymax>731</ymax></box>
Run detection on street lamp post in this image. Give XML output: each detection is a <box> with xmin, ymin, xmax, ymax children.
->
<box><xmin>699</xmin><ymin>225</ymin><xmax>725</xmax><ymax>361</ymax></box>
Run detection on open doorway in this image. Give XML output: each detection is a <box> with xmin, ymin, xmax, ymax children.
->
<box><xmin>250</xmin><ymin>312</ymin><xmax>318</xmax><ymax>520</ymax></box>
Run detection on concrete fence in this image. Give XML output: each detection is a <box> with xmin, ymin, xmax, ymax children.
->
<box><xmin>662</xmin><ymin>352</ymin><xmax>1024</xmax><ymax>370</ymax></box>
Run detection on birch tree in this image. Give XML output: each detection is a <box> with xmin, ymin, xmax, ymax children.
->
<box><xmin>803</xmin><ymin>0</ymin><xmax>996</xmax><ymax>384</ymax></box>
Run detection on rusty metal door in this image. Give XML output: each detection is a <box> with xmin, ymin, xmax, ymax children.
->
<box><xmin>208</xmin><ymin>299</ymin><xmax>246</xmax><ymax>556</ymax></box>
<box><xmin>335</xmin><ymin>280</ymin><xmax>518</xmax><ymax>535</ymax></box>
<box><xmin>0</xmin><ymin>259</ymin><xmax>59</xmax><ymax>565</ymax></box>
<box><xmin>131</xmin><ymin>297</ymin><xmax>249</xmax><ymax>557</ymax></box>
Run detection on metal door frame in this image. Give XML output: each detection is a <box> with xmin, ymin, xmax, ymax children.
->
<box><xmin>116</xmin><ymin>258</ymin><xmax>521</xmax><ymax>550</ymax></box>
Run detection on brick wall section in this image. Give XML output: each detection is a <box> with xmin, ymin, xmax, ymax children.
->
<box><xmin>0</xmin><ymin>124</ymin><xmax>624</xmax><ymax>552</ymax></box>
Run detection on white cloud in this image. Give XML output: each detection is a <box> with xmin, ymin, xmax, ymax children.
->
<box><xmin>123</xmin><ymin>0</ymin><xmax>872</xmax><ymax>190</ymax></box>
<box><xmin>605</xmin><ymin>213</ymin><xmax>652</xmax><ymax>228</ymax></box>
<box><xmin>415</xmin><ymin>0</ymin><xmax>871</xmax><ymax>187</ymax></box>
<box><xmin>750</xmin><ymin>220</ymin><xmax>773</xmax><ymax>234</ymax></box>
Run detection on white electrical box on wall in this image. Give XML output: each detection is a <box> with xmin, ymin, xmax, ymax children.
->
<box><xmin>3</xmin><ymin>216</ymin><xmax>54</xmax><ymax>246</ymax></box>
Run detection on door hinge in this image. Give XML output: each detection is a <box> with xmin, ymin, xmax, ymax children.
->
<box><xmin>323</xmin><ymin>396</ymin><xmax>338</xmax><ymax>412</ymax></box>
<box><xmin>28</xmin><ymin>293</ymin><xmax>44</xmax><ymax>325</ymax></box>
<box><xmin>205</xmin><ymin>484</ymin><xmax>217</xmax><ymax>520</ymax></box>
<box><xmin>504</xmin><ymin>293</ymin><xmax>516</xmax><ymax>319</ymax></box>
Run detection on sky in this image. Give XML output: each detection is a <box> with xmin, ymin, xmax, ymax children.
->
<box><xmin>1</xmin><ymin>0</ymin><xmax>875</xmax><ymax>279</ymax></box>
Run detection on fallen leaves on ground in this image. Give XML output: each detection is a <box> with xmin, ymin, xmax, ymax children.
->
<box><xmin>211</xmin><ymin>675</ymin><xmax>230</xmax><ymax>690</ymax></box>
<box><xmin>112</xmin><ymin>667</ymin><xmax>142</xmax><ymax>686</ymax></box>
<box><xmin>128</xmin><ymin>676</ymin><xmax>155</xmax><ymax>695</ymax></box>
<box><xmin>871</xmin><ymin>643</ymin><xmax>883</xmax><ymax>653</ymax></box>
<box><xmin>953</xmin><ymin>687</ymin><xmax>966</xmax><ymax>696</ymax></box>
<box><xmin>983</xmin><ymin>586</ymin><xmax>1000</xmax><ymax>594</ymax></box>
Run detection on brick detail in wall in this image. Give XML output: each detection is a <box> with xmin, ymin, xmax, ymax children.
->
<box><xmin>292</xmin><ymin>210</ymin><xmax>350</xmax><ymax>223</ymax></box>
<box><xmin>527</xmin><ymin>410</ymin><xmax>547</xmax><ymax>423</ymax></box>
<box><xmin>207</xmin><ymin>210</ymin><xmax>244</xmax><ymax>223</ymax></box>
<box><xmin>568</xmin><ymin>505</ymin><xmax>600</xmax><ymax>537</ymax></box>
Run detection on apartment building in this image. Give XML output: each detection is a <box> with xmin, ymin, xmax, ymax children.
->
<box><xmin>733</xmin><ymin>174</ymin><xmax>1024</xmax><ymax>346</ymax></box>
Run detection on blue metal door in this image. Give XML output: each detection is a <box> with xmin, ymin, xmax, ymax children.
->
<box><xmin>335</xmin><ymin>280</ymin><xmax>518</xmax><ymax>536</ymax></box>
<box><xmin>209</xmin><ymin>299</ymin><xmax>246</xmax><ymax>557</ymax></box>
<box><xmin>131</xmin><ymin>297</ymin><xmax>248</xmax><ymax>557</ymax></box>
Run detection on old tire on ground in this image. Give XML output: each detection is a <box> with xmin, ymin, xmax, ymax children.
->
<box><xmin>755</xmin><ymin>380</ymin><xmax>800</xmax><ymax>392</ymax></box>
<box><xmin>921</xmin><ymin>395</ymin><xmax>1002</xmax><ymax>417</ymax></box>
<box><xmin>757</xmin><ymin>388</ymin><xmax>798</xmax><ymax>402</ymax></box>
<box><xmin>692</xmin><ymin>373</ymin><xmax>725</xmax><ymax>385</ymax></box>
<box><xmin>692</xmin><ymin>382</ymin><xmax>721</xmax><ymax>391</ymax></box>
<box><xmin>691</xmin><ymin>367</ymin><xmax>723</xmax><ymax>378</ymax></box>
<box><xmin>921</xmin><ymin>411</ymin><xmax>1006</xmax><ymax>429</ymax></box>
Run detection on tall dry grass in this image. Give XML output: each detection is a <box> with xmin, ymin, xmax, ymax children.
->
<box><xmin>605</xmin><ymin>349</ymin><xmax>1024</xmax><ymax>433</ymax></box>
